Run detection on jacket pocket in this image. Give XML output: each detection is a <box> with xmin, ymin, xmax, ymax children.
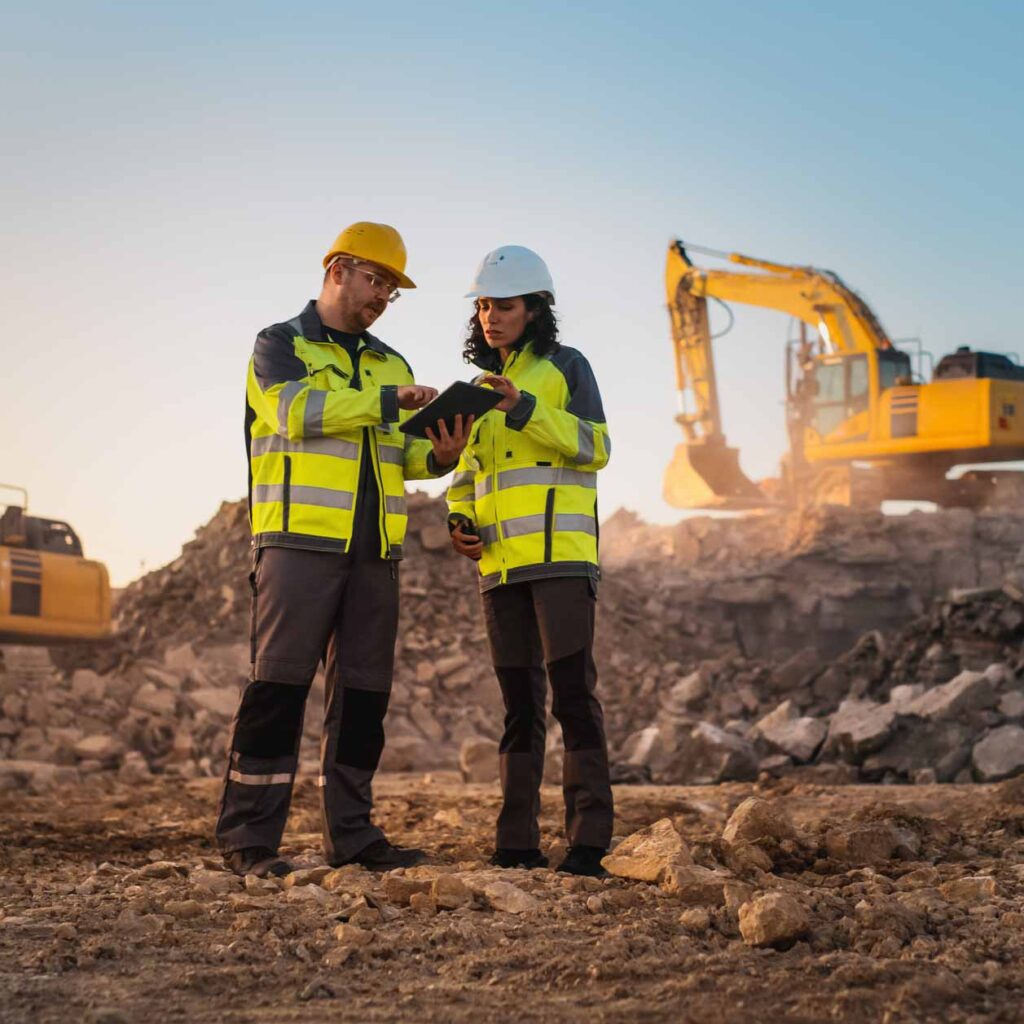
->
<box><xmin>282</xmin><ymin>455</ymin><xmax>292</xmax><ymax>532</ymax></box>
<box><xmin>543</xmin><ymin>487</ymin><xmax>555</xmax><ymax>562</ymax></box>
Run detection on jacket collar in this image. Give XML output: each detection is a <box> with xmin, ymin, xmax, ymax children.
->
<box><xmin>298</xmin><ymin>299</ymin><xmax>388</xmax><ymax>354</ymax></box>
<box><xmin>473</xmin><ymin>339</ymin><xmax>534</xmax><ymax>373</ymax></box>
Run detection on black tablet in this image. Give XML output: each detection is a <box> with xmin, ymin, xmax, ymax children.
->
<box><xmin>399</xmin><ymin>381</ymin><xmax>503</xmax><ymax>439</ymax></box>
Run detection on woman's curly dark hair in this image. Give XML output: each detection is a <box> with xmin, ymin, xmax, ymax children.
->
<box><xmin>462</xmin><ymin>294</ymin><xmax>559</xmax><ymax>370</ymax></box>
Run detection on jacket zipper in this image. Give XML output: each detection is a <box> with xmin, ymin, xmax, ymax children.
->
<box><xmin>353</xmin><ymin>346</ymin><xmax>393</xmax><ymax>564</ymax></box>
<box><xmin>543</xmin><ymin>487</ymin><xmax>555</xmax><ymax>562</ymax></box>
<box><xmin>282</xmin><ymin>455</ymin><xmax>292</xmax><ymax>532</ymax></box>
<box><xmin>493</xmin><ymin>352</ymin><xmax>520</xmax><ymax>584</ymax></box>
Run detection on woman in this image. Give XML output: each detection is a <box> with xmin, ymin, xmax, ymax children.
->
<box><xmin>446</xmin><ymin>245</ymin><xmax>614</xmax><ymax>877</ymax></box>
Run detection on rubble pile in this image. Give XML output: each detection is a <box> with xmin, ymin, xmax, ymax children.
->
<box><xmin>620</xmin><ymin>585</ymin><xmax>1024</xmax><ymax>786</ymax></box>
<box><xmin>3</xmin><ymin>493</ymin><xmax>1024</xmax><ymax>790</ymax></box>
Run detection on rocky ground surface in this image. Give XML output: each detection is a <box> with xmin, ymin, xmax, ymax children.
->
<box><xmin>2</xmin><ymin>774</ymin><xmax>1024</xmax><ymax>1023</ymax></box>
<box><xmin>4</xmin><ymin>496</ymin><xmax>1024</xmax><ymax>792</ymax></box>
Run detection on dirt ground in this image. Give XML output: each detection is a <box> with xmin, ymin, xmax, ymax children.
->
<box><xmin>2</xmin><ymin>774</ymin><xmax>1024</xmax><ymax>1023</ymax></box>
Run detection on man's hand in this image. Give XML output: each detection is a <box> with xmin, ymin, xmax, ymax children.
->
<box><xmin>425</xmin><ymin>414</ymin><xmax>474</xmax><ymax>469</ymax></box>
<box><xmin>397</xmin><ymin>385</ymin><xmax>438</xmax><ymax>410</ymax></box>
<box><xmin>480</xmin><ymin>374</ymin><xmax>520</xmax><ymax>412</ymax></box>
<box><xmin>451</xmin><ymin>520</ymin><xmax>483</xmax><ymax>561</ymax></box>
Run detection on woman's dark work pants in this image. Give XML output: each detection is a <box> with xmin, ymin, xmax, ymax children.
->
<box><xmin>482</xmin><ymin>576</ymin><xmax>614</xmax><ymax>851</ymax></box>
<box><xmin>215</xmin><ymin>547</ymin><xmax>398</xmax><ymax>864</ymax></box>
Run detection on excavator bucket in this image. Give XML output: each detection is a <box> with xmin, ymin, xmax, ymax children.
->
<box><xmin>663</xmin><ymin>441</ymin><xmax>770</xmax><ymax>510</ymax></box>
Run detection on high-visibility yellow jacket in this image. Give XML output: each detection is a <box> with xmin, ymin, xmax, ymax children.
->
<box><xmin>446</xmin><ymin>341</ymin><xmax>610</xmax><ymax>590</ymax></box>
<box><xmin>246</xmin><ymin>301</ymin><xmax>444</xmax><ymax>558</ymax></box>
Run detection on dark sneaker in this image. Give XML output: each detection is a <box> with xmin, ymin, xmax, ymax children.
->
<box><xmin>335</xmin><ymin>838</ymin><xmax>427</xmax><ymax>871</ymax></box>
<box><xmin>556</xmin><ymin>845</ymin><xmax>608</xmax><ymax>877</ymax></box>
<box><xmin>224</xmin><ymin>846</ymin><xmax>292</xmax><ymax>878</ymax></box>
<box><xmin>489</xmin><ymin>848</ymin><xmax>549</xmax><ymax>869</ymax></box>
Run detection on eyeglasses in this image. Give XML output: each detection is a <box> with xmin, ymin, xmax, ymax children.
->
<box><xmin>329</xmin><ymin>257</ymin><xmax>401</xmax><ymax>303</ymax></box>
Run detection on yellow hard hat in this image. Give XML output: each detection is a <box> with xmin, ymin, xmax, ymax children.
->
<box><xmin>322</xmin><ymin>222</ymin><xmax>416</xmax><ymax>289</ymax></box>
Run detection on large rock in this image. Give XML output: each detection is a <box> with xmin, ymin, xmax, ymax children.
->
<box><xmin>70</xmin><ymin>670</ymin><xmax>106</xmax><ymax>703</ymax></box>
<box><xmin>675</xmin><ymin>722</ymin><xmax>758</xmax><ymax>784</ymax></box>
<box><xmin>131</xmin><ymin>682</ymin><xmax>177</xmax><ymax>717</ymax></box>
<box><xmin>432</xmin><ymin>874</ymin><xmax>473</xmax><ymax>910</ymax></box>
<box><xmin>825</xmin><ymin>699</ymin><xmax>898</xmax><ymax>761</ymax></box>
<box><xmin>187</xmin><ymin>688</ymin><xmax>239</xmax><ymax>719</ymax></box>
<box><xmin>825</xmin><ymin>823</ymin><xmax>900</xmax><ymax>866</ymax></box>
<box><xmin>481</xmin><ymin>880</ymin><xmax>539</xmax><ymax>914</ymax></box>
<box><xmin>972</xmin><ymin>725</ymin><xmax>1024</xmax><ymax>782</ymax></box>
<box><xmin>602</xmin><ymin>818</ymin><xmax>692</xmax><ymax>883</ymax></box>
<box><xmin>662</xmin><ymin>863</ymin><xmax>731</xmax><ymax>905</ymax></box>
<box><xmin>998</xmin><ymin>691</ymin><xmax>1024</xmax><ymax>719</ymax></box>
<box><xmin>458</xmin><ymin>737</ymin><xmax>498</xmax><ymax>783</ymax></box>
<box><xmin>722</xmin><ymin>797</ymin><xmax>797</xmax><ymax>845</ymax></box>
<box><xmin>73</xmin><ymin>734</ymin><xmax>125</xmax><ymax>765</ymax></box>
<box><xmin>861</xmin><ymin>720</ymin><xmax>972</xmax><ymax>782</ymax></box>
<box><xmin>379</xmin><ymin>735</ymin><xmax>436</xmax><ymax>772</ymax></box>
<box><xmin>905</xmin><ymin>670</ymin><xmax>995</xmax><ymax>721</ymax></box>
<box><xmin>755</xmin><ymin>701</ymin><xmax>827</xmax><ymax>762</ymax></box>
<box><xmin>662</xmin><ymin>670</ymin><xmax>708</xmax><ymax>713</ymax></box>
<box><xmin>738</xmin><ymin>892</ymin><xmax>809</xmax><ymax>948</ymax></box>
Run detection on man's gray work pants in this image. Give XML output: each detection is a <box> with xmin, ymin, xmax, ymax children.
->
<box><xmin>215</xmin><ymin>546</ymin><xmax>398</xmax><ymax>864</ymax></box>
<box><xmin>482</xmin><ymin>576</ymin><xmax>614</xmax><ymax>851</ymax></box>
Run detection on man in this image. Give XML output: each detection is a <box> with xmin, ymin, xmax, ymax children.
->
<box><xmin>216</xmin><ymin>222</ymin><xmax>470</xmax><ymax>877</ymax></box>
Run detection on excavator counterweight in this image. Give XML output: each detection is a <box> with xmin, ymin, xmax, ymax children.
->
<box><xmin>0</xmin><ymin>485</ymin><xmax>112</xmax><ymax>644</ymax></box>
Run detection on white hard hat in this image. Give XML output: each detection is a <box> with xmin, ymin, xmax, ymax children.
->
<box><xmin>465</xmin><ymin>245</ymin><xmax>556</xmax><ymax>304</ymax></box>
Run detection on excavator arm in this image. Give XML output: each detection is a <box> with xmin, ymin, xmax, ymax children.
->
<box><xmin>663</xmin><ymin>239</ymin><xmax>895</xmax><ymax>509</ymax></box>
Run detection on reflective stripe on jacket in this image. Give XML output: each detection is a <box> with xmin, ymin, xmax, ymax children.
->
<box><xmin>246</xmin><ymin>300</ymin><xmax>442</xmax><ymax>558</ymax></box>
<box><xmin>446</xmin><ymin>342</ymin><xmax>610</xmax><ymax>589</ymax></box>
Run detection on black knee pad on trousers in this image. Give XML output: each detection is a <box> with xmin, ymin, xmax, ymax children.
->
<box><xmin>495</xmin><ymin>666</ymin><xmax>541</xmax><ymax>754</ymax></box>
<box><xmin>548</xmin><ymin>649</ymin><xmax>603</xmax><ymax>751</ymax></box>
<box><xmin>334</xmin><ymin>687</ymin><xmax>389</xmax><ymax>772</ymax></box>
<box><xmin>233</xmin><ymin>680</ymin><xmax>307</xmax><ymax>758</ymax></box>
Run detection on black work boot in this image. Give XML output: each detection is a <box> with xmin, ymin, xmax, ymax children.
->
<box><xmin>334</xmin><ymin>838</ymin><xmax>426</xmax><ymax>871</ymax></box>
<box><xmin>556</xmin><ymin>845</ymin><xmax>608</xmax><ymax>877</ymax></box>
<box><xmin>224</xmin><ymin>846</ymin><xmax>292</xmax><ymax>879</ymax></box>
<box><xmin>489</xmin><ymin>848</ymin><xmax>549</xmax><ymax>870</ymax></box>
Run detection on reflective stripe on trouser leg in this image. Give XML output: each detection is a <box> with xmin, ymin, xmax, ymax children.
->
<box><xmin>495</xmin><ymin>665</ymin><xmax>548</xmax><ymax>850</ymax></box>
<box><xmin>319</xmin><ymin>558</ymin><xmax>400</xmax><ymax>864</ymax></box>
<box><xmin>216</xmin><ymin>546</ymin><xmax>346</xmax><ymax>855</ymax></box>
<box><xmin>215</xmin><ymin>678</ymin><xmax>310</xmax><ymax>853</ymax></box>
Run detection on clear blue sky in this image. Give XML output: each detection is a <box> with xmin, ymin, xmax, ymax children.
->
<box><xmin>2</xmin><ymin>1</ymin><xmax>1021</xmax><ymax>584</ymax></box>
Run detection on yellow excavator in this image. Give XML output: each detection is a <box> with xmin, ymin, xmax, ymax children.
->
<box><xmin>664</xmin><ymin>240</ymin><xmax>1024</xmax><ymax>510</ymax></box>
<box><xmin>0</xmin><ymin>484</ymin><xmax>112</xmax><ymax>643</ymax></box>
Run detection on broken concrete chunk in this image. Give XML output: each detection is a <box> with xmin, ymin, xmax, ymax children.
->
<box><xmin>601</xmin><ymin>818</ymin><xmax>692</xmax><ymax>883</ymax></box>
<box><xmin>825</xmin><ymin>823</ymin><xmax>900</xmax><ymax>866</ymax></box>
<box><xmin>73</xmin><ymin>734</ymin><xmax>125</xmax><ymax>764</ymax></box>
<box><xmin>722</xmin><ymin>797</ymin><xmax>798</xmax><ymax>845</ymax></box>
<box><xmin>905</xmin><ymin>670</ymin><xmax>995</xmax><ymax>721</ymax></box>
<box><xmin>432</xmin><ymin>873</ymin><xmax>473</xmax><ymax>910</ymax></box>
<box><xmin>972</xmin><ymin>725</ymin><xmax>1024</xmax><ymax>782</ymax></box>
<box><xmin>383</xmin><ymin>873</ymin><xmax>432</xmax><ymax>906</ymax></box>
<box><xmin>939</xmin><ymin>875</ymin><xmax>997</xmax><ymax>904</ymax></box>
<box><xmin>186</xmin><ymin>688</ymin><xmax>239</xmax><ymax>719</ymax></box>
<box><xmin>481</xmin><ymin>880</ymin><xmax>539</xmax><ymax>914</ymax></box>
<box><xmin>458</xmin><ymin>737</ymin><xmax>498</xmax><ymax>783</ymax></box>
<box><xmin>662</xmin><ymin>863</ymin><xmax>731</xmax><ymax>905</ymax></box>
<box><xmin>825</xmin><ymin>700</ymin><xmax>897</xmax><ymax>760</ymax></box>
<box><xmin>738</xmin><ymin>891</ymin><xmax>809</xmax><ymax>948</ymax></box>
